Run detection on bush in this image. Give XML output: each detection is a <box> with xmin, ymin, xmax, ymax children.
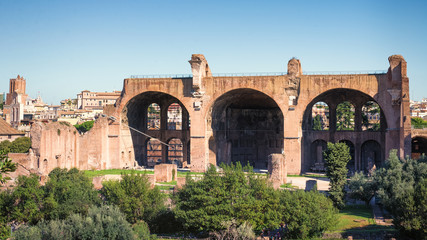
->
<box><xmin>133</xmin><ymin>220</ymin><xmax>157</xmax><ymax>240</ymax></box>
<box><xmin>279</xmin><ymin>189</ymin><xmax>338</xmax><ymax>239</ymax></box>
<box><xmin>348</xmin><ymin>171</ymin><xmax>376</xmax><ymax>206</ymax></box>
<box><xmin>101</xmin><ymin>172</ymin><xmax>165</xmax><ymax>225</ymax></box>
<box><xmin>324</xmin><ymin>142</ymin><xmax>351</xmax><ymax>209</ymax></box>
<box><xmin>43</xmin><ymin>168</ymin><xmax>101</xmax><ymax>221</ymax></box>
<box><xmin>173</xmin><ymin>163</ymin><xmax>281</xmax><ymax>236</ymax></box>
<box><xmin>9</xmin><ymin>137</ymin><xmax>31</xmax><ymax>153</ymax></box>
<box><xmin>12</xmin><ymin>205</ymin><xmax>136</xmax><ymax>240</ymax></box>
<box><xmin>0</xmin><ymin>141</ymin><xmax>11</xmax><ymax>153</ymax></box>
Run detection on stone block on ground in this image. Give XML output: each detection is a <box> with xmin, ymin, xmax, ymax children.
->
<box><xmin>154</xmin><ymin>164</ymin><xmax>177</xmax><ymax>183</ymax></box>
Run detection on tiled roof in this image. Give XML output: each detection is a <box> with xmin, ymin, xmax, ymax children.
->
<box><xmin>0</xmin><ymin>118</ymin><xmax>25</xmax><ymax>135</ymax></box>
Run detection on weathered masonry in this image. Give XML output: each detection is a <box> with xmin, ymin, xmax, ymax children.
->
<box><xmin>23</xmin><ymin>54</ymin><xmax>411</xmax><ymax>175</ymax></box>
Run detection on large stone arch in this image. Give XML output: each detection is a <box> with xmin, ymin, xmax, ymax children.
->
<box><xmin>121</xmin><ymin>91</ymin><xmax>190</xmax><ymax>167</ymax></box>
<box><xmin>301</xmin><ymin>88</ymin><xmax>387</xmax><ymax>173</ymax></box>
<box><xmin>209</xmin><ymin>88</ymin><xmax>284</xmax><ymax>169</ymax></box>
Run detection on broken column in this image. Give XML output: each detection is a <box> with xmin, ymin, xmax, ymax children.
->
<box><xmin>268</xmin><ymin>153</ymin><xmax>287</xmax><ymax>189</ymax></box>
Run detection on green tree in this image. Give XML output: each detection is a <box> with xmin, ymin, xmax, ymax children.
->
<box><xmin>411</xmin><ymin>117</ymin><xmax>427</xmax><ymax>129</ymax></box>
<box><xmin>336</xmin><ymin>101</ymin><xmax>355</xmax><ymax>131</ymax></box>
<box><xmin>12</xmin><ymin>205</ymin><xmax>136</xmax><ymax>240</ymax></box>
<box><xmin>0</xmin><ymin>150</ymin><xmax>16</xmax><ymax>184</ymax></box>
<box><xmin>9</xmin><ymin>137</ymin><xmax>31</xmax><ymax>153</ymax></box>
<box><xmin>7</xmin><ymin>174</ymin><xmax>45</xmax><ymax>225</ymax></box>
<box><xmin>279</xmin><ymin>190</ymin><xmax>338</xmax><ymax>239</ymax></box>
<box><xmin>324</xmin><ymin>142</ymin><xmax>351</xmax><ymax>208</ymax></box>
<box><xmin>173</xmin><ymin>163</ymin><xmax>281</xmax><ymax>236</ymax></box>
<box><xmin>0</xmin><ymin>141</ymin><xmax>11</xmax><ymax>153</ymax></box>
<box><xmin>42</xmin><ymin>168</ymin><xmax>101</xmax><ymax>221</ymax></box>
<box><xmin>101</xmin><ymin>172</ymin><xmax>165</xmax><ymax>225</ymax></box>
<box><xmin>375</xmin><ymin>151</ymin><xmax>427</xmax><ymax>238</ymax></box>
<box><xmin>312</xmin><ymin>115</ymin><xmax>323</xmax><ymax>131</ymax></box>
<box><xmin>348</xmin><ymin>171</ymin><xmax>376</xmax><ymax>206</ymax></box>
<box><xmin>74</xmin><ymin>120</ymin><xmax>94</xmax><ymax>133</ymax></box>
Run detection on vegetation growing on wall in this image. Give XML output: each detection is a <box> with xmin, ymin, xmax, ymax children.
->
<box><xmin>74</xmin><ymin>120</ymin><xmax>94</xmax><ymax>133</ymax></box>
<box><xmin>411</xmin><ymin>117</ymin><xmax>427</xmax><ymax>129</ymax></box>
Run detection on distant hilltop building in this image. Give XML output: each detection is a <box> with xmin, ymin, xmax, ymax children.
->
<box><xmin>77</xmin><ymin>90</ymin><xmax>121</xmax><ymax>110</ymax></box>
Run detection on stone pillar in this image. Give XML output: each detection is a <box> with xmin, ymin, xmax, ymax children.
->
<box><xmin>354</xmin><ymin>103</ymin><xmax>362</xmax><ymax>132</ymax></box>
<box><xmin>268</xmin><ymin>153</ymin><xmax>287</xmax><ymax>189</ymax></box>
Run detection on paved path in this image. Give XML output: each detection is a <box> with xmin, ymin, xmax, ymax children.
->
<box><xmin>286</xmin><ymin>176</ymin><xmax>330</xmax><ymax>191</ymax></box>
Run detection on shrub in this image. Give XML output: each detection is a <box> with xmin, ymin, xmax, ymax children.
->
<box><xmin>173</xmin><ymin>163</ymin><xmax>281</xmax><ymax>236</ymax></box>
<box><xmin>74</xmin><ymin>120</ymin><xmax>94</xmax><ymax>133</ymax></box>
<box><xmin>42</xmin><ymin>168</ymin><xmax>101</xmax><ymax>221</ymax></box>
<box><xmin>0</xmin><ymin>141</ymin><xmax>11</xmax><ymax>153</ymax></box>
<box><xmin>9</xmin><ymin>137</ymin><xmax>31</xmax><ymax>153</ymax></box>
<box><xmin>348</xmin><ymin>171</ymin><xmax>376</xmax><ymax>206</ymax></box>
<box><xmin>133</xmin><ymin>220</ymin><xmax>157</xmax><ymax>240</ymax></box>
<box><xmin>279</xmin><ymin>189</ymin><xmax>338</xmax><ymax>239</ymax></box>
<box><xmin>12</xmin><ymin>205</ymin><xmax>136</xmax><ymax>240</ymax></box>
<box><xmin>324</xmin><ymin>142</ymin><xmax>351</xmax><ymax>208</ymax></box>
<box><xmin>101</xmin><ymin>172</ymin><xmax>165</xmax><ymax>225</ymax></box>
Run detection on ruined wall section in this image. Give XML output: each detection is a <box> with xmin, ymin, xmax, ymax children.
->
<box><xmin>29</xmin><ymin>117</ymin><xmax>120</xmax><ymax>175</ymax></box>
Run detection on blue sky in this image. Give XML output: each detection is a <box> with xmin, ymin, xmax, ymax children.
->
<box><xmin>1</xmin><ymin>0</ymin><xmax>426</xmax><ymax>104</ymax></box>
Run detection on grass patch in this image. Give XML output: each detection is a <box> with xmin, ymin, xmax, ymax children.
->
<box><xmin>83</xmin><ymin>169</ymin><xmax>154</xmax><ymax>178</ymax></box>
<box><xmin>329</xmin><ymin>205</ymin><xmax>376</xmax><ymax>232</ymax></box>
<box><xmin>156</xmin><ymin>185</ymin><xmax>175</xmax><ymax>191</ymax></box>
<box><xmin>177</xmin><ymin>171</ymin><xmax>204</xmax><ymax>177</ymax></box>
<box><xmin>157</xmin><ymin>181</ymin><xmax>177</xmax><ymax>185</ymax></box>
<box><xmin>280</xmin><ymin>183</ymin><xmax>298</xmax><ymax>189</ymax></box>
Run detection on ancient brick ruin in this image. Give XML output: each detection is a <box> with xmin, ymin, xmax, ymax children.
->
<box><xmin>9</xmin><ymin>54</ymin><xmax>412</xmax><ymax>176</ymax></box>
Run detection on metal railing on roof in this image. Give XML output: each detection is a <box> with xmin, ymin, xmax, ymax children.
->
<box><xmin>129</xmin><ymin>70</ymin><xmax>386</xmax><ymax>79</ymax></box>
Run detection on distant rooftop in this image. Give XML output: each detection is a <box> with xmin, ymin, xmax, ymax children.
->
<box><xmin>129</xmin><ymin>70</ymin><xmax>387</xmax><ymax>79</ymax></box>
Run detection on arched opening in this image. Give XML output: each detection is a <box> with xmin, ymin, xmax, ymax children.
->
<box><xmin>336</xmin><ymin>101</ymin><xmax>355</xmax><ymax>131</ymax></box>
<box><xmin>362</xmin><ymin>101</ymin><xmax>381</xmax><ymax>131</ymax></box>
<box><xmin>301</xmin><ymin>88</ymin><xmax>387</xmax><ymax>173</ymax></box>
<box><xmin>211</xmin><ymin>89</ymin><xmax>284</xmax><ymax>169</ymax></box>
<box><xmin>123</xmin><ymin>91</ymin><xmax>190</xmax><ymax>167</ymax></box>
<box><xmin>147</xmin><ymin>103</ymin><xmax>160</xmax><ymax>130</ymax></box>
<box><xmin>339</xmin><ymin>140</ymin><xmax>355</xmax><ymax>174</ymax></box>
<box><xmin>312</xmin><ymin>102</ymin><xmax>329</xmax><ymax>131</ymax></box>
<box><xmin>167</xmin><ymin>103</ymin><xmax>182</xmax><ymax>130</ymax></box>
<box><xmin>146</xmin><ymin>138</ymin><xmax>162</xmax><ymax>167</ymax></box>
<box><xmin>361</xmin><ymin>140</ymin><xmax>381</xmax><ymax>172</ymax></box>
<box><xmin>310</xmin><ymin>140</ymin><xmax>327</xmax><ymax>172</ymax></box>
<box><xmin>167</xmin><ymin>138</ymin><xmax>184</xmax><ymax>167</ymax></box>
<box><xmin>412</xmin><ymin>137</ymin><xmax>427</xmax><ymax>159</ymax></box>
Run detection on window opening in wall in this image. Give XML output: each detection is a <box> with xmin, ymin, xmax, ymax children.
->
<box><xmin>362</xmin><ymin>101</ymin><xmax>380</xmax><ymax>131</ymax></box>
<box><xmin>312</xmin><ymin>102</ymin><xmax>329</xmax><ymax>130</ymax></box>
<box><xmin>167</xmin><ymin>103</ymin><xmax>182</xmax><ymax>130</ymax></box>
<box><xmin>147</xmin><ymin>103</ymin><xmax>161</xmax><ymax>130</ymax></box>
<box><xmin>336</xmin><ymin>101</ymin><xmax>355</xmax><ymax>131</ymax></box>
